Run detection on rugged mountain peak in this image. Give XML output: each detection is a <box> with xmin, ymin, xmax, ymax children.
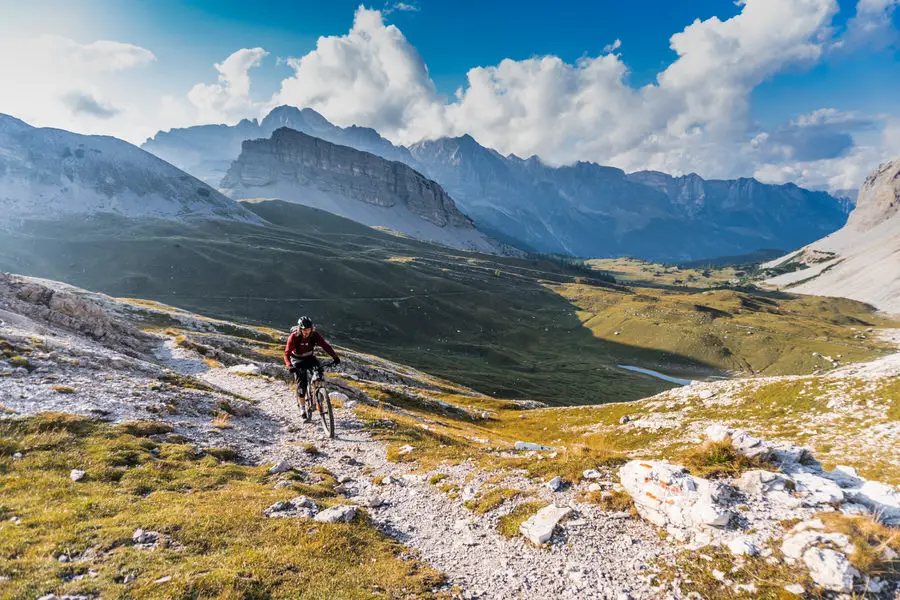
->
<box><xmin>845</xmin><ymin>158</ymin><xmax>900</xmax><ymax>232</ymax></box>
<box><xmin>220</xmin><ymin>128</ymin><xmax>502</xmax><ymax>253</ymax></box>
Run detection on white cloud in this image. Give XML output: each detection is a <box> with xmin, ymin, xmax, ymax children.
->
<box><xmin>386</xmin><ymin>2</ymin><xmax>419</xmax><ymax>13</ymax></box>
<box><xmin>187</xmin><ymin>47</ymin><xmax>269</xmax><ymax>123</ymax></box>
<box><xmin>839</xmin><ymin>0</ymin><xmax>900</xmax><ymax>50</ymax></box>
<box><xmin>603</xmin><ymin>39</ymin><xmax>622</xmax><ymax>53</ymax></box>
<box><xmin>273</xmin><ymin>0</ymin><xmax>846</xmax><ymax>182</ymax></box>
<box><xmin>0</xmin><ymin>34</ymin><xmax>155</xmax><ymax>136</ymax></box>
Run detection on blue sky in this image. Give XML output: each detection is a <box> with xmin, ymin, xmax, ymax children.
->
<box><xmin>1</xmin><ymin>0</ymin><xmax>898</xmax><ymax>191</ymax></box>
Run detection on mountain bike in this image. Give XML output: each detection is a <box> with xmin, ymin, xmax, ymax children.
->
<box><xmin>293</xmin><ymin>359</ymin><xmax>336</xmax><ymax>438</ymax></box>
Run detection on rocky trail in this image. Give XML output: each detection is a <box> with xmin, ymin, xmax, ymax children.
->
<box><xmin>167</xmin><ymin>343</ymin><xmax>673</xmax><ymax>600</ymax></box>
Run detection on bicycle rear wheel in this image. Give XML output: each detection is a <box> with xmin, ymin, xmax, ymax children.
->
<box><xmin>315</xmin><ymin>385</ymin><xmax>335</xmax><ymax>438</ymax></box>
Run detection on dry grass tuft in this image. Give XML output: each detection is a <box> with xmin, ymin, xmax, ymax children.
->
<box><xmin>678</xmin><ymin>440</ymin><xmax>772</xmax><ymax>479</ymax></box>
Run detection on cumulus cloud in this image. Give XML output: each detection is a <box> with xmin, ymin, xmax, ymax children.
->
<box><xmin>62</xmin><ymin>91</ymin><xmax>120</xmax><ymax>119</ymax></box>
<box><xmin>272</xmin><ymin>0</ymin><xmax>844</xmax><ymax>181</ymax></box>
<box><xmin>187</xmin><ymin>47</ymin><xmax>269</xmax><ymax>122</ymax></box>
<box><xmin>839</xmin><ymin>0</ymin><xmax>900</xmax><ymax>50</ymax></box>
<box><xmin>0</xmin><ymin>34</ymin><xmax>155</xmax><ymax>134</ymax></box>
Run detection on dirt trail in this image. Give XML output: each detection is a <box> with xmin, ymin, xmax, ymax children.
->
<box><xmin>173</xmin><ymin>354</ymin><xmax>672</xmax><ymax>600</ymax></box>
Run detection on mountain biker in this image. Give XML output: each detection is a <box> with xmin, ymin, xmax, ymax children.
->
<box><xmin>284</xmin><ymin>316</ymin><xmax>341</xmax><ymax>420</ymax></box>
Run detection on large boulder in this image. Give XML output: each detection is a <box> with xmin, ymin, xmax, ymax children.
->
<box><xmin>846</xmin><ymin>480</ymin><xmax>900</xmax><ymax>526</ymax></box>
<box><xmin>619</xmin><ymin>461</ymin><xmax>732</xmax><ymax>541</ymax></box>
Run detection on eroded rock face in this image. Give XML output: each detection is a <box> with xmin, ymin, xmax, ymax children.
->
<box><xmin>618</xmin><ymin>461</ymin><xmax>732</xmax><ymax>541</ymax></box>
<box><xmin>0</xmin><ymin>273</ymin><xmax>150</xmax><ymax>355</ymax></box>
<box><xmin>222</xmin><ymin>128</ymin><xmax>473</xmax><ymax>229</ymax></box>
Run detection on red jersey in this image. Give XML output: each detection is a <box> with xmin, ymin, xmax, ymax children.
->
<box><xmin>283</xmin><ymin>329</ymin><xmax>339</xmax><ymax>366</ymax></box>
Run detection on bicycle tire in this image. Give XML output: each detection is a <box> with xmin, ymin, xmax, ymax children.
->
<box><xmin>316</xmin><ymin>385</ymin><xmax>335</xmax><ymax>438</ymax></box>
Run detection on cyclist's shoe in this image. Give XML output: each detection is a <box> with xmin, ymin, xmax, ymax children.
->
<box><xmin>301</xmin><ymin>407</ymin><xmax>309</xmax><ymax>420</ymax></box>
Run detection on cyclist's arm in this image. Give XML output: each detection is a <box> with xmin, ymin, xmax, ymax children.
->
<box><xmin>283</xmin><ymin>332</ymin><xmax>296</xmax><ymax>367</ymax></box>
<box><xmin>315</xmin><ymin>332</ymin><xmax>339</xmax><ymax>361</ymax></box>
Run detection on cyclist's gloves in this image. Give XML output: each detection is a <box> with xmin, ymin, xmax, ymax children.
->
<box><xmin>288</xmin><ymin>366</ymin><xmax>297</xmax><ymax>373</ymax></box>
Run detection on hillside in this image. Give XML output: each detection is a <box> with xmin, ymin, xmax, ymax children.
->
<box><xmin>0</xmin><ymin>114</ymin><xmax>260</xmax><ymax>225</ymax></box>
<box><xmin>2</xmin><ymin>273</ymin><xmax>898</xmax><ymax>599</ymax></box>
<box><xmin>220</xmin><ymin>128</ymin><xmax>503</xmax><ymax>253</ymax></box>
<box><xmin>764</xmin><ymin>158</ymin><xmax>900</xmax><ymax>314</ymax></box>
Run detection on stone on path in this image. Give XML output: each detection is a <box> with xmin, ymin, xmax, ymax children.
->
<box><xmin>519</xmin><ymin>504</ymin><xmax>572</xmax><ymax>546</ymax></box>
<box><xmin>314</xmin><ymin>504</ymin><xmax>358</xmax><ymax>524</ymax></box>
<box><xmin>228</xmin><ymin>364</ymin><xmax>260</xmax><ymax>375</ymax></box>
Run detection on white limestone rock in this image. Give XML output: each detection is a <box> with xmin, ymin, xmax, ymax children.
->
<box><xmin>802</xmin><ymin>547</ymin><xmax>858</xmax><ymax>593</ymax></box>
<box><xmin>314</xmin><ymin>504</ymin><xmax>358</xmax><ymax>524</ymax></box>
<box><xmin>514</xmin><ymin>441</ymin><xmax>554</xmax><ymax>451</ymax></box>
<box><xmin>845</xmin><ymin>480</ymin><xmax>900</xmax><ymax>526</ymax></box>
<box><xmin>264</xmin><ymin>496</ymin><xmax>319</xmax><ymax>519</ymax></box>
<box><xmin>268</xmin><ymin>460</ymin><xmax>292</xmax><ymax>474</ymax></box>
<box><xmin>618</xmin><ymin>461</ymin><xmax>732</xmax><ymax>541</ymax></box>
<box><xmin>69</xmin><ymin>469</ymin><xmax>85</xmax><ymax>482</ymax></box>
<box><xmin>545</xmin><ymin>476</ymin><xmax>563</xmax><ymax>492</ymax></box>
<box><xmin>520</xmin><ymin>504</ymin><xmax>572</xmax><ymax>546</ymax></box>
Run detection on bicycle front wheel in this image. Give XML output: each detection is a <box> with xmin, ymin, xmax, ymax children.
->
<box><xmin>316</xmin><ymin>385</ymin><xmax>335</xmax><ymax>438</ymax></box>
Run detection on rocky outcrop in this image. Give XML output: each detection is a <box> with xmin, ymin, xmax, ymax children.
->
<box><xmin>765</xmin><ymin>157</ymin><xmax>900</xmax><ymax>312</ymax></box>
<box><xmin>223</xmin><ymin>128</ymin><xmax>471</xmax><ymax>229</ymax></box>
<box><xmin>220</xmin><ymin>128</ymin><xmax>504</xmax><ymax>253</ymax></box>
<box><xmin>0</xmin><ymin>273</ymin><xmax>150</xmax><ymax>356</ymax></box>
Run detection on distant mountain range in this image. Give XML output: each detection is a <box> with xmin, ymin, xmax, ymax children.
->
<box><xmin>0</xmin><ymin>113</ymin><xmax>259</xmax><ymax>225</ymax></box>
<box><xmin>765</xmin><ymin>157</ymin><xmax>900</xmax><ymax>313</ymax></box>
<box><xmin>143</xmin><ymin>106</ymin><xmax>852</xmax><ymax>261</ymax></box>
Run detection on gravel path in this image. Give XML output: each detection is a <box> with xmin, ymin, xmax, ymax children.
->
<box><xmin>187</xmin><ymin>363</ymin><xmax>674</xmax><ymax>600</ymax></box>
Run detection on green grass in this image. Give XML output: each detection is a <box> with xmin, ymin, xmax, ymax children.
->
<box><xmin>678</xmin><ymin>440</ymin><xmax>773</xmax><ymax>479</ymax></box>
<box><xmin>464</xmin><ymin>488</ymin><xmax>521</xmax><ymax>514</ymax></box>
<box><xmin>0</xmin><ymin>413</ymin><xmax>445</xmax><ymax>599</ymax></box>
<box><xmin>7</xmin><ymin>203</ymin><xmax>890</xmax><ymax>406</ymax></box>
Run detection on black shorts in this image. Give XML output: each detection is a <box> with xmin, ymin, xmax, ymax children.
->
<box><xmin>290</xmin><ymin>356</ymin><xmax>321</xmax><ymax>393</ymax></box>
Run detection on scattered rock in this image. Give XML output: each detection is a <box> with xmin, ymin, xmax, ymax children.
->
<box><xmin>69</xmin><ymin>469</ymin><xmax>85</xmax><ymax>482</ymax></box>
<box><xmin>704</xmin><ymin>424</ymin><xmax>771</xmax><ymax>460</ymax></box>
<box><xmin>314</xmin><ymin>505</ymin><xmax>357</xmax><ymax>524</ymax></box>
<box><xmin>792</xmin><ymin>472</ymin><xmax>844</xmax><ymax>505</ymax></box>
<box><xmin>132</xmin><ymin>528</ymin><xmax>161</xmax><ymax>547</ymax></box>
<box><xmin>268</xmin><ymin>460</ymin><xmax>292</xmax><ymax>474</ymax></box>
<box><xmin>228</xmin><ymin>364</ymin><xmax>260</xmax><ymax>375</ymax></box>
<box><xmin>154</xmin><ymin>575</ymin><xmax>172</xmax><ymax>584</ymax></box>
<box><xmin>619</xmin><ymin>415</ymin><xmax>631</xmax><ymax>425</ymax></box>
<box><xmin>514</xmin><ymin>441</ymin><xmax>554</xmax><ymax>451</ymax></box>
<box><xmin>329</xmin><ymin>391</ymin><xmax>350</xmax><ymax>404</ymax></box>
<box><xmin>587</xmin><ymin>483</ymin><xmax>603</xmax><ymax>492</ymax></box>
<box><xmin>397</xmin><ymin>444</ymin><xmax>415</xmax><ymax>455</ymax></box>
<box><xmin>520</xmin><ymin>504</ymin><xmax>572</xmax><ymax>546</ymax></box>
<box><xmin>264</xmin><ymin>496</ymin><xmax>318</xmax><ymax>519</ymax></box>
<box><xmin>802</xmin><ymin>547</ymin><xmax>858</xmax><ymax>593</ymax></box>
<box><xmin>545</xmin><ymin>476</ymin><xmax>563</xmax><ymax>492</ymax></box>
<box><xmin>582</xmin><ymin>469</ymin><xmax>602</xmax><ymax>479</ymax></box>
<box><xmin>783</xmin><ymin>584</ymin><xmax>805</xmax><ymax>595</ymax></box>
<box><xmin>12</xmin><ymin>452</ymin><xmax>22</xmax><ymax>459</ymax></box>
<box><xmin>846</xmin><ymin>480</ymin><xmax>900</xmax><ymax>526</ymax></box>
<box><xmin>726</xmin><ymin>536</ymin><xmax>758</xmax><ymax>557</ymax></box>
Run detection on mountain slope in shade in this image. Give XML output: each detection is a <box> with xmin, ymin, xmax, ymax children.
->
<box><xmin>0</xmin><ymin>113</ymin><xmax>261</xmax><ymax>224</ymax></box>
<box><xmin>142</xmin><ymin>105</ymin><xmax>414</xmax><ymax>185</ymax></box>
<box><xmin>220</xmin><ymin>128</ymin><xmax>503</xmax><ymax>254</ymax></box>
<box><xmin>765</xmin><ymin>158</ymin><xmax>900</xmax><ymax>313</ymax></box>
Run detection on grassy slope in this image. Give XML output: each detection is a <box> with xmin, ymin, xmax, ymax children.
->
<box><xmin>0</xmin><ymin>202</ymin><xmax>893</xmax><ymax>403</ymax></box>
<box><xmin>0</xmin><ymin>414</ymin><xmax>444</xmax><ymax>600</ymax></box>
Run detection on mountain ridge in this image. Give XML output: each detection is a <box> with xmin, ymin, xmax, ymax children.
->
<box><xmin>0</xmin><ymin>113</ymin><xmax>261</xmax><ymax>225</ymax></box>
<box><xmin>220</xmin><ymin>127</ymin><xmax>505</xmax><ymax>253</ymax></box>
